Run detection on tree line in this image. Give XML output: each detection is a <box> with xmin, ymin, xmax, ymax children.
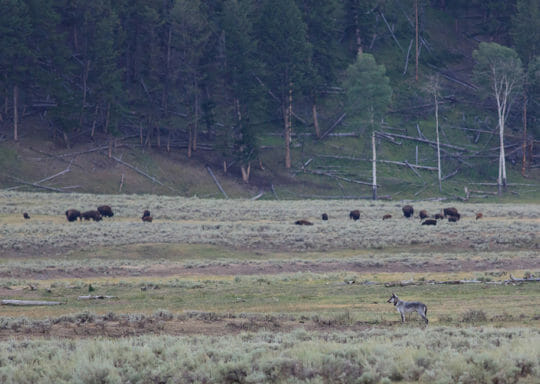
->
<box><xmin>0</xmin><ymin>0</ymin><xmax>538</xmax><ymax>187</ymax></box>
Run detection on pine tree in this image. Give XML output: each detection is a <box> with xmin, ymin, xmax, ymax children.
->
<box><xmin>342</xmin><ymin>53</ymin><xmax>392</xmax><ymax>199</ymax></box>
<box><xmin>0</xmin><ymin>0</ymin><xmax>32</xmax><ymax>141</ymax></box>
<box><xmin>297</xmin><ymin>0</ymin><xmax>344</xmax><ymax>138</ymax></box>
<box><xmin>221</xmin><ymin>0</ymin><xmax>262</xmax><ymax>182</ymax></box>
<box><xmin>170</xmin><ymin>0</ymin><xmax>211</xmax><ymax>157</ymax></box>
<box><xmin>255</xmin><ymin>0</ymin><xmax>311</xmax><ymax>169</ymax></box>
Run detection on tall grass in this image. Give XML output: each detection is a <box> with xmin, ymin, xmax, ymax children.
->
<box><xmin>0</xmin><ymin>327</ymin><xmax>538</xmax><ymax>383</ymax></box>
<box><xmin>0</xmin><ymin>191</ymin><xmax>538</xmax><ymax>252</ymax></box>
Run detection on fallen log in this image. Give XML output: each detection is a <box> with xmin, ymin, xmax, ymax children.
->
<box><xmin>2</xmin><ymin>299</ymin><xmax>64</xmax><ymax>306</ymax></box>
<box><xmin>206</xmin><ymin>165</ymin><xmax>229</xmax><ymax>199</ymax></box>
<box><xmin>77</xmin><ymin>295</ymin><xmax>117</xmax><ymax>300</ymax></box>
<box><xmin>319</xmin><ymin>112</ymin><xmax>347</xmax><ymax>140</ymax></box>
<box><xmin>302</xmin><ymin>169</ymin><xmax>377</xmax><ymax>186</ymax></box>
<box><xmin>376</xmin><ymin>131</ymin><xmax>466</xmax><ymax>151</ymax></box>
<box><xmin>7</xmin><ymin>175</ymin><xmax>69</xmax><ymax>193</ymax></box>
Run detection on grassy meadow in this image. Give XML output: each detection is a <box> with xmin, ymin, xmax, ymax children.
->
<box><xmin>0</xmin><ymin>191</ymin><xmax>539</xmax><ymax>383</ymax></box>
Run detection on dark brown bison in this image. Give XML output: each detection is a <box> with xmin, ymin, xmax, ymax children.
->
<box><xmin>448</xmin><ymin>215</ymin><xmax>460</xmax><ymax>223</ymax></box>
<box><xmin>402</xmin><ymin>205</ymin><xmax>414</xmax><ymax>218</ymax></box>
<box><xmin>382</xmin><ymin>214</ymin><xmax>392</xmax><ymax>220</ymax></box>
<box><xmin>142</xmin><ymin>215</ymin><xmax>153</xmax><ymax>222</ymax></box>
<box><xmin>443</xmin><ymin>207</ymin><xmax>459</xmax><ymax>218</ymax></box>
<box><xmin>349</xmin><ymin>210</ymin><xmax>360</xmax><ymax>221</ymax></box>
<box><xmin>321</xmin><ymin>213</ymin><xmax>328</xmax><ymax>221</ymax></box>
<box><xmin>295</xmin><ymin>219</ymin><xmax>313</xmax><ymax>226</ymax></box>
<box><xmin>419</xmin><ymin>210</ymin><xmax>428</xmax><ymax>219</ymax></box>
<box><xmin>422</xmin><ymin>219</ymin><xmax>437</xmax><ymax>226</ymax></box>
<box><xmin>434</xmin><ymin>213</ymin><xmax>444</xmax><ymax>220</ymax></box>
<box><xmin>142</xmin><ymin>210</ymin><xmax>151</xmax><ymax>218</ymax></box>
<box><xmin>65</xmin><ymin>209</ymin><xmax>81</xmax><ymax>222</ymax></box>
<box><xmin>476</xmin><ymin>213</ymin><xmax>483</xmax><ymax>220</ymax></box>
<box><xmin>97</xmin><ymin>205</ymin><xmax>114</xmax><ymax>217</ymax></box>
<box><xmin>23</xmin><ymin>212</ymin><xmax>30</xmax><ymax>219</ymax></box>
<box><xmin>81</xmin><ymin>210</ymin><xmax>102</xmax><ymax>221</ymax></box>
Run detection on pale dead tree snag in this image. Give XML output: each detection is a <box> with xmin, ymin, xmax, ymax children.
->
<box><xmin>473</xmin><ymin>43</ymin><xmax>523</xmax><ymax>196</ymax></box>
<box><xmin>425</xmin><ymin>75</ymin><xmax>443</xmax><ymax>192</ymax></box>
<box><xmin>284</xmin><ymin>84</ymin><xmax>293</xmax><ymax>169</ymax></box>
<box><xmin>240</xmin><ymin>163</ymin><xmax>251</xmax><ymax>183</ymax></box>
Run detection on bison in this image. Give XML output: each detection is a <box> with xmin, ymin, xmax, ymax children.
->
<box><xmin>65</xmin><ymin>209</ymin><xmax>81</xmax><ymax>222</ymax></box>
<box><xmin>295</xmin><ymin>219</ymin><xmax>313</xmax><ymax>226</ymax></box>
<box><xmin>349</xmin><ymin>210</ymin><xmax>360</xmax><ymax>221</ymax></box>
<box><xmin>382</xmin><ymin>214</ymin><xmax>392</xmax><ymax>220</ymax></box>
<box><xmin>321</xmin><ymin>213</ymin><xmax>328</xmax><ymax>221</ymax></box>
<box><xmin>402</xmin><ymin>205</ymin><xmax>414</xmax><ymax>218</ymax></box>
<box><xmin>433</xmin><ymin>213</ymin><xmax>444</xmax><ymax>220</ymax></box>
<box><xmin>448</xmin><ymin>215</ymin><xmax>460</xmax><ymax>223</ymax></box>
<box><xmin>443</xmin><ymin>207</ymin><xmax>459</xmax><ymax>218</ymax></box>
<box><xmin>142</xmin><ymin>210</ymin><xmax>151</xmax><ymax>218</ymax></box>
<box><xmin>23</xmin><ymin>212</ymin><xmax>30</xmax><ymax>220</ymax></box>
<box><xmin>419</xmin><ymin>210</ymin><xmax>429</xmax><ymax>219</ymax></box>
<box><xmin>476</xmin><ymin>212</ymin><xmax>483</xmax><ymax>220</ymax></box>
<box><xmin>81</xmin><ymin>210</ymin><xmax>102</xmax><ymax>221</ymax></box>
<box><xmin>142</xmin><ymin>215</ymin><xmax>153</xmax><ymax>222</ymax></box>
<box><xmin>97</xmin><ymin>205</ymin><xmax>114</xmax><ymax>217</ymax></box>
<box><xmin>422</xmin><ymin>219</ymin><xmax>437</xmax><ymax>226</ymax></box>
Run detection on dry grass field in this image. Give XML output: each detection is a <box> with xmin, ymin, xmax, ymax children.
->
<box><xmin>0</xmin><ymin>191</ymin><xmax>538</xmax><ymax>383</ymax></box>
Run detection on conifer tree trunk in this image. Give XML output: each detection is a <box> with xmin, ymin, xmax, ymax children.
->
<box><xmin>91</xmin><ymin>105</ymin><xmax>99</xmax><ymax>138</ymax></box>
<box><xmin>13</xmin><ymin>85</ymin><xmax>18</xmax><ymax>141</ymax></box>
<box><xmin>372</xmin><ymin>131</ymin><xmax>377</xmax><ymax>200</ymax></box>
<box><xmin>193</xmin><ymin>91</ymin><xmax>198</xmax><ymax>152</ymax></box>
<box><xmin>187</xmin><ymin>125</ymin><xmax>192</xmax><ymax>158</ymax></box>
<box><xmin>312</xmin><ymin>102</ymin><xmax>320</xmax><ymax>138</ymax></box>
<box><xmin>284</xmin><ymin>85</ymin><xmax>293</xmax><ymax>169</ymax></box>
<box><xmin>415</xmin><ymin>0</ymin><xmax>419</xmax><ymax>81</ymax></box>
<box><xmin>522</xmin><ymin>91</ymin><xmax>527</xmax><ymax>176</ymax></box>
<box><xmin>354</xmin><ymin>12</ymin><xmax>363</xmax><ymax>54</ymax></box>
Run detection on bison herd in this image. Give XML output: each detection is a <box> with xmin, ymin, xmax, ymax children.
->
<box><xmin>60</xmin><ymin>206</ymin><xmax>153</xmax><ymax>223</ymax></box>
<box><xmin>294</xmin><ymin>205</ymin><xmax>482</xmax><ymax>226</ymax></box>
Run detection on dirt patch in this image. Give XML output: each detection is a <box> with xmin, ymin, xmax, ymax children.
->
<box><xmin>0</xmin><ymin>315</ymin><xmax>375</xmax><ymax>340</ymax></box>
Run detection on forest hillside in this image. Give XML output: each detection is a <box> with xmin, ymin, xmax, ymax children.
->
<box><xmin>0</xmin><ymin>0</ymin><xmax>538</xmax><ymax>200</ymax></box>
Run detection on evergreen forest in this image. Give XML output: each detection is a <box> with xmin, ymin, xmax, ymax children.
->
<box><xmin>0</xmin><ymin>0</ymin><xmax>539</xmax><ymax>199</ymax></box>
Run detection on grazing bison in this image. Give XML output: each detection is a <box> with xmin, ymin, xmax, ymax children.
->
<box><xmin>434</xmin><ymin>213</ymin><xmax>444</xmax><ymax>220</ymax></box>
<box><xmin>295</xmin><ymin>219</ymin><xmax>313</xmax><ymax>226</ymax></box>
<box><xmin>419</xmin><ymin>210</ymin><xmax>428</xmax><ymax>219</ymax></box>
<box><xmin>81</xmin><ymin>210</ymin><xmax>102</xmax><ymax>221</ymax></box>
<box><xmin>422</xmin><ymin>219</ymin><xmax>437</xmax><ymax>226</ymax></box>
<box><xmin>142</xmin><ymin>210</ymin><xmax>151</xmax><ymax>218</ymax></box>
<box><xmin>448</xmin><ymin>215</ymin><xmax>460</xmax><ymax>223</ymax></box>
<box><xmin>476</xmin><ymin>212</ymin><xmax>483</xmax><ymax>220</ymax></box>
<box><xmin>97</xmin><ymin>205</ymin><xmax>114</xmax><ymax>217</ymax></box>
<box><xmin>349</xmin><ymin>210</ymin><xmax>360</xmax><ymax>221</ymax></box>
<box><xmin>382</xmin><ymin>214</ymin><xmax>392</xmax><ymax>220</ymax></box>
<box><xmin>443</xmin><ymin>207</ymin><xmax>459</xmax><ymax>218</ymax></box>
<box><xmin>65</xmin><ymin>209</ymin><xmax>81</xmax><ymax>222</ymax></box>
<box><xmin>142</xmin><ymin>215</ymin><xmax>153</xmax><ymax>222</ymax></box>
<box><xmin>23</xmin><ymin>212</ymin><xmax>30</xmax><ymax>220</ymax></box>
<box><xmin>321</xmin><ymin>213</ymin><xmax>328</xmax><ymax>221</ymax></box>
<box><xmin>402</xmin><ymin>205</ymin><xmax>414</xmax><ymax>218</ymax></box>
